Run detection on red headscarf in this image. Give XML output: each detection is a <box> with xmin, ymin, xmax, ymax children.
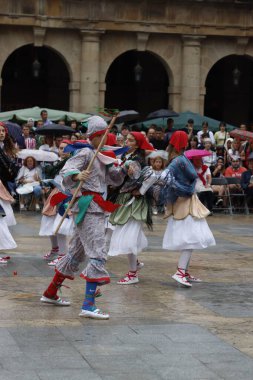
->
<box><xmin>130</xmin><ymin>132</ymin><xmax>154</xmax><ymax>151</ymax></box>
<box><xmin>170</xmin><ymin>131</ymin><xmax>188</xmax><ymax>152</ymax></box>
<box><xmin>106</xmin><ymin>133</ymin><xmax>117</xmax><ymax>146</ymax></box>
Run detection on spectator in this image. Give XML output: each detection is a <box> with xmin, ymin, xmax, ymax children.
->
<box><xmin>197</xmin><ymin>121</ymin><xmax>215</xmax><ymax>145</ymax></box>
<box><xmin>27</xmin><ymin>118</ymin><xmax>35</xmax><ymax>130</ymax></box>
<box><xmin>187</xmin><ymin>136</ymin><xmax>199</xmax><ymax>150</ymax></box>
<box><xmin>22</xmin><ymin>124</ymin><xmax>36</xmax><ymax>150</ymax></box>
<box><xmin>121</xmin><ymin>124</ymin><xmax>130</xmax><ymax>145</ymax></box>
<box><xmin>16</xmin><ymin>156</ymin><xmax>43</xmax><ymax>211</ymax></box>
<box><xmin>40</xmin><ymin>110</ymin><xmax>52</xmax><ymax>126</ymax></box>
<box><xmin>55</xmin><ymin>136</ymin><xmax>63</xmax><ymax>149</ymax></box>
<box><xmin>214</xmin><ymin>122</ymin><xmax>229</xmax><ymax>146</ymax></box>
<box><xmin>36</xmin><ymin>120</ymin><xmax>44</xmax><ymax>128</ymax></box>
<box><xmin>211</xmin><ymin>156</ymin><xmax>226</xmax><ymax>207</ymax></box>
<box><xmin>70</xmin><ymin>120</ymin><xmax>78</xmax><ymax>131</ymax></box>
<box><xmin>116</xmin><ymin>134</ymin><xmax>124</xmax><ymax>147</ymax></box>
<box><xmin>202</xmin><ymin>138</ymin><xmax>217</xmax><ymax>170</ymax></box>
<box><xmin>225</xmin><ymin>156</ymin><xmax>247</xmax><ymax>178</ymax></box>
<box><xmin>227</xmin><ymin>139</ymin><xmax>242</xmax><ymax>162</ymax></box>
<box><xmin>239</xmin><ymin>124</ymin><xmax>247</xmax><ymax>131</ymax></box>
<box><xmin>39</xmin><ymin>135</ymin><xmax>58</xmax><ymax>154</ymax></box>
<box><xmin>192</xmin><ymin>157</ymin><xmax>214</xmax><ymax>214</ymax></box>
<box><xmin>182</xmin><ymin>118</ymin><xmax>195</xmax><ymax>140</ymax></box>
<box><xmin>240</xmin><ymin>139</ymin><xmax>253</xmax><ymax>168</ymax></box>
<box><xmin>58</xmin><ymin>119</ymin><xmax>65</xmax><ymax>126</ymax></box>
<box><xmin>164</xmin><ymin>118</ymin><xmax>174</xmax><ymax>145</ymax></box>
<box><xmin>146</xmin><ymin>126</ymin><xmax>156</xmax><ymax>142</ymax></box>
<box><xmin>150</xmin><ymin>126</ymin><xmax>167</xmax><ymax>150</ymax></box>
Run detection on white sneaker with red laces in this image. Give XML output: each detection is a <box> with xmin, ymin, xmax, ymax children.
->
<box><xmin>48</xmin><ymin>255</ymin><xmax>65</xmax><ymax>267</ymax></box>
<box><xmin>172</xmin><ymin>268</ymin><xmax>192</xmax><ymax>287</ymax></box>
<box><xmin>117</xmin><ymin>271</ymin><xmax>139</xmax><ymax>285</ymax></box>
<box><xmin>40</xmin><ymin>295</ymin><xmax>70</xmax><ymax>306</ymax></box>
<box><xmin>185</xmin><ymin>272</ymin><xmax>202</xmax><ymax>283</ymax></box>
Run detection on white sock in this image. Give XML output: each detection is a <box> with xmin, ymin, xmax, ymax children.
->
<box><xmin>178</xmin><ymin>249</ymin><xmax>193</xmax><ymax>272</ymax></box>
<box><xmin>128</xmin><ymin>253</ymin><xmax>137</xmax><ymax>272</ymax></box>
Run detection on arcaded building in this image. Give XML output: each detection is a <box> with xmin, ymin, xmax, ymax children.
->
<box><xmin>0</xmin><ymin>0</ymin><xmax>253</xmax><ymax>125</ymax></box>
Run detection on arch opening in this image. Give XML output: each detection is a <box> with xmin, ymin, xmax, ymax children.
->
<box><xmin>1</xmin><ymin>44</ymin><xmax>70</xmax><ymax>112</ymax></box>
<box><xmin>204</xmin><ymin>54</ymin><xmax>253</xmax><ymax>126</ymax></box>
<box><xmin>105</xmin><ymin>50</ymin><xmax>169</xmax><ymax>119</ymax></box>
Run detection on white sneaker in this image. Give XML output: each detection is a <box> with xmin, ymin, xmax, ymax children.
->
<box><xmin>185</xmin><ymin>272</ymin><xmax>202</xmax><ymax>283</ymax></box>
<box><xmin>35</xmin><ymin>204</ymin><xmax>40</xmax><ymax>211</ymax></box>
<box><xmin>20</xmin><ymin>204</ymin><xmax>25</xmax><ymax>211</ymax></box>
<box><xmin>48</xmin><ymin>255</ymin><xmax>65</xmax><ymax>266</ymax></box>
<box><xmin>117</xmin><ymin>272</ymin><xmax>139</xmax><ymax>285</ymax></box>
<box><xmin>172</xmin><ymin>269</ymin><xmax>192</xmax><ymax>287</ymax></box>
<box><xmin>40</xmin><ymin>295</ymin><xmax>70</xmax><ymax>306</ymax></box>
<box><xmin>79</xmin><ymin>308</ymin><xmax>109</xmax><ymax>319</ymax></box>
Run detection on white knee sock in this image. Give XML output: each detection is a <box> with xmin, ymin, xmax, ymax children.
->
<box><xmin>57</xmin><ymin>234</ymin><xmax>67</xmax><ymax>255</ymax></box>
<box><xmin>128</xmin><ymin>253</ymin><xmax>137</xmax><ymax>272</ymax></box>
<box><xmin>178</xmin><ymin>249</ymin><xmax>193</xmax><ymax>271</ymax></box>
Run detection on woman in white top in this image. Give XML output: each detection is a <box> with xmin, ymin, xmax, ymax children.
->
<box><xmin>214</xmin><ymin>122</ymin><xmax>230</xmax><ymax>146</ymax></box>
<box><xmin>16</xmin><ymin>156</ymin><xmax>43</xmax><ymax>210</ymax></box>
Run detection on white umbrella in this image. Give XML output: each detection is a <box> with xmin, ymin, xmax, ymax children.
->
<box><xmin>17</xmin><ymin>149</ymin><xmax>58</xmax><ymax>162</ymax></box>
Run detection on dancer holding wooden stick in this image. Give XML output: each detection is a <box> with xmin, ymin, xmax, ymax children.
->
<box><xmin>40</xmin><ymin>115</ymin><xmax>127</xmax><ymax>319</ymax></box>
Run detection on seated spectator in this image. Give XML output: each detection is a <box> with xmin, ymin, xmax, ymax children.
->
<box><xmin>197</xmin><ymin>121</ymin><xmax>215</xmax><ymax>145</ymax></box>
<box><xmin>202</xmin><ymin>138</ymin><xmax>217</xmax><ymax>170</ymax></box>
<box><xmin>211</xmin><ymin>157</ymin><xmax>226</xmax><ymax>206</ymax></box>
<box><xmin>224</xmin><ymin>137</ymin><xmax>233</xmax><ymax>164</ymax></box>
<box><xmin>22</xmin><ymin>124</ymin><xmax>36</xmax><ymax>150</ymax></box>
<box><xmin>181</xmin><ymin>118</ymin><xmax>196</xmax><ymax>141</ymax></box>
<box><xmin>225</xmin><ymin>156</ymin><xmax>247</xmax><ymax>196</ymax></box>
<box><xmin>240</xmin><ymin>139</ymin><xmax>253</xmax><ymax>168</ymax></box>
<box><xmin>240</xmin><ymin>152</ymin><xmax>253</xmax><ymax>205</ymax></box>
<box><xmin>214</xmin><ymin>122</ymin><xmax>229</xmax><ymax>146</ymax></box>
<box><xmin>16</xmin><ymin>156</ymin><xmax>43</xmax><ymax>211</ymax></box>
<box><xmin>70</xmin><ymin>120</ymin><xmax>78</xmax><ymax>131</ymax></box>
<box><xmin>216</xmin><ymin>145</ymin><xmax>227</xmax><ymax>166</ymax></box>
<box><xmin>164</xmin><ymin>118</ymin><xmax>174</xmax><ymax>145</ymax></box>
<box><xmin>150</xmin><ymin>126</ymin><xmax>167</xmax><ymax>150</ymax></box>
<box><xmin>192</xmin><ymin>157</ymin><xmax>214</xmax><ymax>214</ymax></box>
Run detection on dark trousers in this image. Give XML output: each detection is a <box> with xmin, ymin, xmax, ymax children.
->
<box><xmin>198</xmin><ymin>191</ymin><xmax>214</xmax><ymax>212</ymax></box>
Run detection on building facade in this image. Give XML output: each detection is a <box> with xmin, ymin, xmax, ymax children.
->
<box><xmin>0</xmin><ymin>0</ymin><xmax>253</xmax><ymax>125</ymax></box>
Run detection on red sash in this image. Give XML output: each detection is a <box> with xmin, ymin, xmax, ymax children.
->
<box><xmin>198</xmin><ymin>165</ymin><xmax>208</xmax><ymax>186</ymax></box>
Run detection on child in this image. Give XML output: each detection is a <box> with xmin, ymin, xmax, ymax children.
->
<box><xmin>149</xmin><ymin>150</ymin><xmax>168</xmax><ymax>215</ymax></box>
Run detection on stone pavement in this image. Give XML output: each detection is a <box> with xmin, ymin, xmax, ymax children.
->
<box><xmin>0</xmin><ymin>212</ymin><xmax>253</xmax><ymax>379</ymax></box>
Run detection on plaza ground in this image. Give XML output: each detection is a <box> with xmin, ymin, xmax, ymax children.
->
<box><xmin>0</xmin><ymin>213</ymin><xmax>253</xmax><ymax>379</ymax></box>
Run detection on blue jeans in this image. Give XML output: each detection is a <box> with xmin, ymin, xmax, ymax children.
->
<box><xmin>33</xmin><ymin>185</ymin><xmax>42</xmax><ymax>199</ymax></box>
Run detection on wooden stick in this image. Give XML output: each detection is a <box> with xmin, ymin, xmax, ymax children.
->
<box><xmin>54</xmin><ymin>114</ymin><xmax>118</xmax><ymax>235</ymax></box>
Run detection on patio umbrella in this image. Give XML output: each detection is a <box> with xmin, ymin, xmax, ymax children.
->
<box><xmin>184</xmin><ymin>149</ymin><xmax>212</xmax><ymax>159</ymax></box>
<box><xmin>230</xmin><ymin>129</ymin><xmax>253</xmax><ymax>142</ymax></box>
<box><xmin>17</xmin><ymin>149</ymin><xmax>58</xmax><ymax>162</ymax></box>
<box><xmin>146</xmin><ymin>109</ymin><xmax>179</xmax><ymax>120</ymax></box>
<box><xmin>0</xmin><ymin>106</ymin><xmax>90</xmax><ymax>122</ymax></box>
<box><xmin>115</xmin><ymin>110</ymin><xmax>140</xmax><ymax>124</ymax></box>
<box><xmin>35</xmin><ymin>124</ymin><xmax>75</xmax><ymax>136</ymax></box>
<box><xmin>4</xmin><ymin>122</ymin><xmax>25</xmax><ymax>148</ymax></box>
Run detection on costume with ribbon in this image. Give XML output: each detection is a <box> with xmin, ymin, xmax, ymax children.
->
<box><xmin>0</xmin><ymin>180</ymin><xmax>17</xmax><ymax>251</ymax></box>
<box><xmin>108</xmin><ymin>132</ymin><xmax>157</xmax><ymax>257</ymax></box>
<box><xmin>56</xmin><ymin>144</ymin><xmax>126</xmax><ymax>284</ymax></box>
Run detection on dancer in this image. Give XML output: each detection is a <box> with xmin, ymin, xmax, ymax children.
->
<box><xmin>41</xmin><ymin>116</ymin><xmax>126</xmax><ymax>319</ymax></box>
<box><xmin>108</xmin><ymin>132</ymin><xmax>156</xmax><ymax>285</ymax></box>
<box><xmin>162</xmin><ymin>131</ymin><xmax>216</xmax><ymax>287</ymax></box>
<box><xmin>149</xmin><ymin>150</ymin><xmax>168</xmax><ymax>215</ymax></box>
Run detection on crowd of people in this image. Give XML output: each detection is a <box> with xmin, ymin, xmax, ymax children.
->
<box><xmin>0</xmin><ymin>111</ymin><xmax>252</xmax><ymax>319</ymax></box>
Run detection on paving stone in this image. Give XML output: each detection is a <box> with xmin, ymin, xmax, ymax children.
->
<box><xmin>36</xmin><ymin>369</ymin><xmax>102</xmax><ymax>380</ymax></box>
<box><xmin>0</xmin><ymin>370</ymin><xmax>40</xmax><ymax>380</ymax></box>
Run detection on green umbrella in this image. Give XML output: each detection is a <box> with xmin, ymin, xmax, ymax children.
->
<box><xmin>142</xmin><ymin>111</ymin><xmax>236</xmax><ymax>132</ymax></box>
<box><xmin>0</xmin><ymin>106</ymin><xmax>91</xmax><ymax>122</ymax></box>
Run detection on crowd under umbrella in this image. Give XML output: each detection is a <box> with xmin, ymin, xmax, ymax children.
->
<box><xmin>146</xmin><ymin>109</ymin><xmax>179</xmax><ymax>120</ymax></box>
<box><xmin>35</xmin><ymin>124</ymin><xmax>76</xmax><ymax>136</ymax></box>
<box><xmin>115</xmin><ymin>110</ymin><xmax>140</xmax><ymax>124</ymax></box>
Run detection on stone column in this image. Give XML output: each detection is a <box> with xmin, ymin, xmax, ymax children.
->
<box><xmin>79</xmin><ymin>30</ymin><xmax>104</xmax><ymax>113</ymax></box>
<box><xmin>69</xmin><ymin>81</ymin><xmax>80</xmax><ymax>112</ymax></box>
<box><xmin>168</xmin><ymin>85</ymin><xmax>181</xmax><ymax>114</ymax></box>
<box><xmin>180</xmin><ymin>35</ymin><xmax>205</xmax><ymax>113</ymax></box>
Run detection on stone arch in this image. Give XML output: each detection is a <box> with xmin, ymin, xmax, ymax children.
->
<box><xmin>104</xmin><ymin>49</ymin><xmax>170</xmax><ymax>118</ymax></box>
<box><xmin>1</xmin><ymin>44</ymin><xmax>70</xmax><ymax>111</ymax></box>
<box><xmin>204</xmin><ymin>54</ymin><xmax>253</xmax><ymax>126</ymax></box>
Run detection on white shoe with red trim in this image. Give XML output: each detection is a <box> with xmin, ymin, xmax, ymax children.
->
<box><xmin>185</xmin><ymin>272</ymin><xmax>202</xmax><ymax>283</ymax></box>
<box><xmin>117</xmin><ymin>271</ymin><xmax>139</xmax><ymax>285</ymax></box>
<box><xmin>48</xmin><ymin>255</ymin><xmax>65</xmax><ymax>266</ymax></box>
<box><xmin>172</xmin><ymin>268</ymin><xmax>192</xmax><ymax>287</ymax></box>
<box><xmin>43</xmin><ymin>248</ymin><xmax>59</xmax><ymax>260</ymax></box>
<box><xmin>79</xmin><ymin>308</ymin><xmax>109</xmax><ymax>319</ymax></box>
<box><xmin>40</xmin><ymin>295</ymin><xmax>70</xmax><ymax>306</ymax></box>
